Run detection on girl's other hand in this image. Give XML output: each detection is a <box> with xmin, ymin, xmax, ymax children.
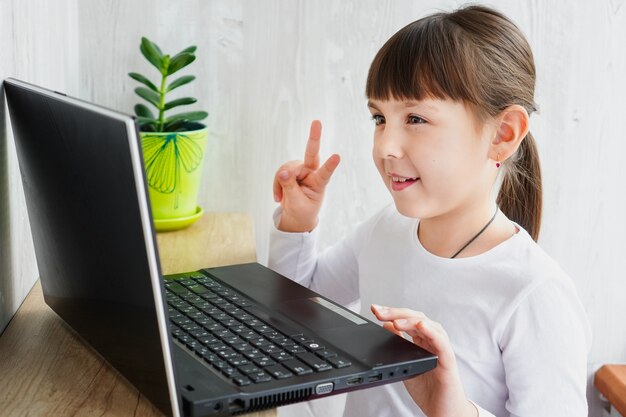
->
<box><xmin>273</xmin><ymin>120</ymin><xmax>340</xmax><ymax>233</ymax></box>
<box><xmin>371</xmin><ymin>304</ymin><xmax>478</xmax><ymax>417</ymax></box>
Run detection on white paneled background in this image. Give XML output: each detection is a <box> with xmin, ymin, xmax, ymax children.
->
<box><xmin>2</xmin><ymin>1</ymin><xmax>625</xmax><ymax>416</ymax></box>
<box><xmin>0</xmin><ymin>0</ymin><xmax>79</xmax><ymax>353</ymax></box>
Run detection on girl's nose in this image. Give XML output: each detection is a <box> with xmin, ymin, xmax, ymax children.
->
<box><xmin>375</xmin><ymin>127</ymin><xmax>405</xmax><ymax>159</ymax></box>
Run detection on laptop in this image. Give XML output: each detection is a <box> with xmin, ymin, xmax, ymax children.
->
<box><xmin>3</xmin><ymin>78</ymin><xmax>437</xmax><ymax>417</ymax></box>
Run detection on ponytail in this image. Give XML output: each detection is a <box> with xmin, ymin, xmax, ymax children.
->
<box><xmin>497</xmin><ymin>132</ymin><xmax>542</xmax><ymax>241</ymax></box>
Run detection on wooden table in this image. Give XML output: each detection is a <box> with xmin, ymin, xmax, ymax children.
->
<box><xmin>0</xmin><ymin>213</ymin><xmax>275</xmax><ymax>417</ymax></box>
<box><xmin>595</xmin><ymin>364</ymin><xmax>626</xmax><ymax>417</ymax></box>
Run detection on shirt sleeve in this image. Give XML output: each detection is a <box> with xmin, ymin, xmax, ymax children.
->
<box><xmin>498</xmin><ymin>277</ymin><xmax>591</xmax><ymax>417</ymax></box>
<box><xmin>267</xmin><ymin>207</ymin><xmax>384</xmax><ymax>306</ymax></box>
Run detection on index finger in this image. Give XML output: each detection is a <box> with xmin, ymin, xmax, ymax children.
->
<box><xmin>303</xmin><ymin>120</ymin><xmax>322</xmax><ymax>170</ymax></box>
<box><xmin>371</xmin><ymin>305</ymin><xmax>427</xmax><ymax>321</ymax></box>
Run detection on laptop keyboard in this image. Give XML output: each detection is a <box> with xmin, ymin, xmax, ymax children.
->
<box><xmin>165</xmin><ymin>272</ymin><xmax>352</xmax><ymax>387</ymax></box>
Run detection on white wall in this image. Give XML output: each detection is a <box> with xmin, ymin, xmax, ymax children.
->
<box><xmin>0</xmin><ymin>0</ymin><xmax>79</xmax><ymax>334</ymax></box>
<box><xmin>2</xmin><ymin>1</ymin><xmax>624</xmax><ymax>416</ymax></box>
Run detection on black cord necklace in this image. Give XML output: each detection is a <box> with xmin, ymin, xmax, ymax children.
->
<box><xmin>450</xmin><ymin>207</ymin><xmax>499</xmax><ymax>259</ymax></box>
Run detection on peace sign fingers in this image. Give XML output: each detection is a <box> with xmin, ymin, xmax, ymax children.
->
<box><xmin>303</xmin><ymin>120</ymin><xmax>322</xmax><ymax>170</ymax></box>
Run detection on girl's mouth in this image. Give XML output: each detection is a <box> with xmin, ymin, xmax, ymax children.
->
<box><xmin>390</xmin><ymin>176</ymin><xmax>419</xmax><ymax>191</ymax></box>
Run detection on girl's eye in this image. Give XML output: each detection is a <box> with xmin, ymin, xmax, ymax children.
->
<box><xmin>371</xmin><ymin>114</ymin><xmax>385</xmax><ymax>126</ymax></box>
<box><xmin>408</xmin><ymin>115</ymin><xmax>427</xmax><ymax>124</ymax></box>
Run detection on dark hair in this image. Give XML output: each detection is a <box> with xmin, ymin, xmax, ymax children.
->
<box><xmin>366</xmin><ymin>5</ymin><xmax>542</xmax><ymax>240</ymax></box>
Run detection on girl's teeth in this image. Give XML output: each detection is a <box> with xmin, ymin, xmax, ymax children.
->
<box><xmin>392</xmin><ymin>177</ymin><xmax>417</xmax><ymax>182</ymax></box>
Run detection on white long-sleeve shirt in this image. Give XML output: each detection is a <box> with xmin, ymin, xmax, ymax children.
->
<box><xmin>268</xmin><ymin>204</ymin><xmax>591</xmax><ymax>417</ymax></box>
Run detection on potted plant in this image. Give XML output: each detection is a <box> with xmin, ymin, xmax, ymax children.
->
<box><xmin>129</xmin><ymin>36</ymin><xmax>209</xmax><ymax>232</ymax></box>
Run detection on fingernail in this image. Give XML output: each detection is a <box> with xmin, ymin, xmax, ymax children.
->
<box><xmin>278</xmin><ymin>170</ymin><xmax>289</xmax><ymax>180</ymax></box>
<box><xmin>273</xmin><ymin>194</ymin><xmax>279</xmax><ymax>202</ymax></box>
<box><xmin>372</xmin><ymin>304</ymin><xmax>388</xmax><ymax>314</ymax></box>
<box><xmin>395</xmin><ymin>319</ymin><xmax>407</xmax><ymax>326</ymax></box>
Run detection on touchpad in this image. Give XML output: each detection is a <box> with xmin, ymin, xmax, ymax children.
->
<box><xmin>275</xmin><ymin>297</ymin><xmax>367</xmax><ymax>332</ymax></box>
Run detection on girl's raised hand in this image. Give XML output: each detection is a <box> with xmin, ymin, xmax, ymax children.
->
<box><xmin>371</xmin><ymin>305</ymin><xmax>478</xmax><ymax>417</ymax></box>
<box><xmin>273</xmin><ymin>120</ymin><xmax>341</xmax><ymax>232</ymax></box>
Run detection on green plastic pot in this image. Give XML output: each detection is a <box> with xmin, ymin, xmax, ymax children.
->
<box><xmin>140</xmin><ymin>123</ymin><xmax>208</xmax><ymax>232</ymax></box>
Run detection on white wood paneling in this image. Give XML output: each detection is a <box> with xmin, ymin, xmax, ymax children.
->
<box><xmin>0</xmin><ymin>0</ymin><xmax>79</xmax><ymax>334</ymax></box>
<box><xmin>2</xmin><ymin>1</ymin><xmax>624</xmax><ymax>416</ymax></box>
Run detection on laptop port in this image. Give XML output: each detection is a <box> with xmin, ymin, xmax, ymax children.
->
<box><xmin>315</xmin><ymin>382</ymin><xmax>334</xmax><ymax>395</ymax></box>
<box><xmin>346</xmin><ymin>376</ymin><xmax>363</xmax><ymax>386</ymax></box>
<box><xmin>228</xmin><ymin>399</ymin><xmax>245</xmax><ymax>413</ymax></box>
<box><xmin>367</xmin><ymin>373</ymin><xmax>383</xmax><ymax>383</ymax></box>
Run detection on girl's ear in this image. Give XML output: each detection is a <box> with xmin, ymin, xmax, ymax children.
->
<box><xmin>490</xmin><ymin>105</ymin><xmax>529</xmax><ymax>161</ymax></box>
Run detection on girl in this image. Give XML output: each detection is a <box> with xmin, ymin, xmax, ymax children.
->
<box><xmin>269</xmin><ymin>5</ymin><xmax>590</xmax><ymax>417</ymax></box>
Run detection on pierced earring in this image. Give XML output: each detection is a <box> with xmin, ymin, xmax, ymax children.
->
<box><xmin>496</xmin><ymin>154</ymin><xmax>501</xmax><ymax>168</ymax></box>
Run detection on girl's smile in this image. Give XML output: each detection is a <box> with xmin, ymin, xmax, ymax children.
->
<box><xmin>389</xmin><ymin>173</ymin><xmax>420</xmax><ymax>191</ymax></box>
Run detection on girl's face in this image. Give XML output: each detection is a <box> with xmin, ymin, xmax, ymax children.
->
<box><xmin>369</xmin><ymin>97</ymin><xmax>497</xmax><ymax>219</ymax></box>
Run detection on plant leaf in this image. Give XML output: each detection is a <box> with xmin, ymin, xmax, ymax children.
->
<box><xmin>129</xmin><ymin>72</ymin><xmax>158</xmax><ymax>92</ymax></box>
<box><xmin>165</xmin><ymin>111</ymin><xmax>208</xmax><ymax>123</ymax></box>
<box><xmin>136</xmin><ymin>116</ymin><xmax>158</xmax><ymax>125</ymax></box>
<box><xmin>140</xmin><ymin>37</ymin><xmax>163</xmax><ymax>71</ymax></box>
<box><xmin>163</xmin><ymin>119</ymin><xmax>187</xmax><ymax>131</ymax></box>
<box><xmin>134</xmin><ymin>104</ymin><xmax>155</xmax><ymax>118</ymax></box>
<box><xmin>167</xmin><ymin>75</ymin><xmax>195</xmax><ymax>92</ymax></box>
<box><xmin>171</xmin><ymin>46</ymin><xmax>196</xmax><ymax>64</ymax></box>
<box><xmin>164</xmin><ymin>97</ymin><xmax>197</xmax><ymax>111</ymax></box>
<box><xmin>135</xmin><ymin>87</ymin><xmax>161</xmax><ymax>109</ymax></box>
<box><xmin>167</xmin><ymin>53</ymin><xmax>196</xmax><ymax>76</ymax></box>
<box><xmin>181</xmin><ymin>45</ymin><xmax>197</xmax><ymax>54</ymax></box>
<box><xmin>140</xmin><ymin>123</ymin><xmax>156</xmax><ymax>132</ymax></box>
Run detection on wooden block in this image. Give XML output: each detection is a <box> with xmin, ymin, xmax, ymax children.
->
<box><xmin>595</xmin><ymin>364</ymin><xmax>626</xmax><ymax>417</ymax></box>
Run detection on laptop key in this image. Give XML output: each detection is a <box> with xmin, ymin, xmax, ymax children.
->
<box><xmin>199</xmin><ymin>335</ymin><xmax>220</xmax><ymax>346</ymax></box>
<box><xmin>239</xmin><ymin>364</ymin><xmax>261</xmax><ymax>374</ymax></box>
<box><xmin>265</xmin><ymin>364</ymin><xmax>293</xmax><ymax>379</ymax></box>
<box><xmin>171</xmin><ymin>316</ymin><xmax>191</xmax><ymax>326</ymax></box>
<box><xmin>316</xmin><ymin>349</ymin><xmax>338</xmax><ymax>359</ymax></box>
<box><xmin>243</xmin><ymin>350</ymin><xmax>263</xmax><ymax>360</ymax></box>
<box><xmin>293</xmin><ymin>335</ymin><xmax>313</xmax><ymax>344</ymax></box>
<box><xmin>271</xmin><ymin>351</ymin><xmax>293</xmax><ymax>362</ymax></box>
<box><xmin>194</xmin><ymin>346</ymin><xmax>210</xmax><ymax>356</ymax></box>
<box><xmin>188</xmin><ymin>284</ymin><xmax>210</xmax><ymax>295</ymax></box>
<box><xmin>282</xmin><ymin>359</ymin><xmax>313</xmax><ymax>376</ymax></box>
<box><xmin>285</xmin><ymin>345</ymin><xmax>307</xmax><ymax>354</ymax></box>
<box><xmin>165</xmin><ymin>282</ymin><xmax>188</xmax><ymax>294</ymax></box>
<box><xmin>228</xmin><ymin>356</ymin><xmax>250</xmax><ymax>367</ymax></box>
<box><xmin>221</xmin><ymin>366</ymin><xmax>238</xmax><ymax>377</ymax></box>
<box><xmin>261</xmin><ymin>345</ymin><xmax>282</xmax><ymax>355</ymax></box>
<box><xmin>189</xmin><ymin>328</ymin><xmax>209</xmax><ymax>338</ymax></box>
<box><xmin>249</xmin><ymin>371</ymin><xmax>272</xmax><ymax>383</ymax></box>
<box><xmin>202</xmin><ymin>352</ymin><xmax>219</xmax><ymax>363</ymax></box>
<box><xmin>254</xmin><ymin>356</ymin><xmax>276</xmax><ymax>368</ymax></box>
<box><xmin>328</xmin><ymin>356</ymin><xmax>352</xmax><ymax>369</ymax></box>
<box><xmin>232</xmin><ymin>374</ymin><xmax>251</xmax><ymax>387</ymax></box>
<box><xmin>304</xmin><ymin>341</ymin><xmax>325</xmax><ymax>351</ymax></box>
<box><xmin>297</xmin><ymin>352</ymin><xmax>332</xmax><ymax>372</ymax></box>
<box><xmin>180</xmin><ymin>323</ymin><xmax>200</xmax><ymax>332</ymax></box>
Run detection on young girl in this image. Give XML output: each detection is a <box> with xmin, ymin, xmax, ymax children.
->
<box><xmin>269</xmin><ymin>5</ymin><xmax>590</xmax><ymax>417</ymax></box>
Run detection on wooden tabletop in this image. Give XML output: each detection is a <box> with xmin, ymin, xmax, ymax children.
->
<box><xmin>595</xmin><ymin>364</ymin><xmax>626</xmax><ymax>417</ymax></box>
<box><xmin>0</xmin><ymin>213</ymin><xmax>275</xmax><ymax>417</ymax></box>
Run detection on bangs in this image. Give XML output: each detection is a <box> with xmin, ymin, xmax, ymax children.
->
<box><xmin>366</xmin><ymin>15</ymin><xmax>482</xmax><ymax>107</ymax></box>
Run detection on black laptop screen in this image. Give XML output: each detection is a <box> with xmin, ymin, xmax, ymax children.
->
<box><xmin>5</xmin><ymin>80</ymin><xmax>176</xmax><ymax>416</ymax></box>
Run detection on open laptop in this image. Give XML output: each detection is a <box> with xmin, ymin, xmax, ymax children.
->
<box><xmin>3</xmin><ymin>78</ymin><xmax>437</xmax><ymax>417</ymax></box>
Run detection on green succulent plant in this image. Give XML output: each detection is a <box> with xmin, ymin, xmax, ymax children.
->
<box><xmin>129</xmin><ymin>37</ymin><xmax>208</xmax><ymax>132</ymax></box>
